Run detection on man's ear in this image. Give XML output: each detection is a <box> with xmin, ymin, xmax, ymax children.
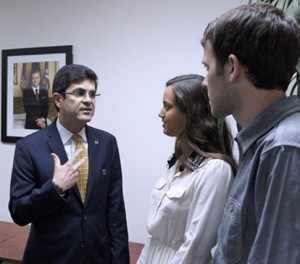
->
<box><xmin>227</xmin><ymin>54</ymin><xmax>242</xmax><ymax>83</ymax></box>
<box><xmin>52</xmin><ymin>93</ymin><xmax>62</xmax><ymax>110</ymax></box>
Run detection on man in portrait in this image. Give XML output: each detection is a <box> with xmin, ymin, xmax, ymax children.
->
<box><xmin>23</xmin><ymin>69</ymin><xmax>49</xmax><ymax>129</ymax></box>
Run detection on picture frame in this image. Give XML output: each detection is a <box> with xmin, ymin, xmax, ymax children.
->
<box><xmin>1</xmin><ymin>45</ymin><xmax>73</xmax><ymax>143</ymax></box>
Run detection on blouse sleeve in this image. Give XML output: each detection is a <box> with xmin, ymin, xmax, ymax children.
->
<box><xmin>170</xmin><ymin>159</ymin><xmax>234</xmax><ymax>264</ymax></box>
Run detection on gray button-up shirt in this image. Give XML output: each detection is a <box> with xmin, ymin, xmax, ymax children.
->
<box><xmin>213</xmin><ymin>96</ymin><xmax>300</xmax><ymax>264</ymax></box>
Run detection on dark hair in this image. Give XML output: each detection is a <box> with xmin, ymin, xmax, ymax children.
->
<box><xmin>31</xmin><ymin>69</ymin><xmax>42</xmax><ymax>77</ymax></box>
<box><xmin>52</xmin><ymin>64</ymin><xmax>98</xmax><ymax>94</ymax></box>
<box><xmin>167</xmin><ymin>74</ymin><xmax>237</xmax><ymax>174</ymax></box>
<box><xmin>201</xmin><ymin>3</ymin><xmax>300</xmax><ymax>91</ymax></box>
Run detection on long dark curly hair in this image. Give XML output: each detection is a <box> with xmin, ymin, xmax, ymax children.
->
<box><xmin>166</xmin><ymin>74</ymin><xmax>237</xmax><ymax>174</ymax></box>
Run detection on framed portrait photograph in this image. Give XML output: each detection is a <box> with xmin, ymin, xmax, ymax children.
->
<box><xmin>1</xmin><ymin>45</ymin><xmax>73</xmax><ymax>143</ymax></box>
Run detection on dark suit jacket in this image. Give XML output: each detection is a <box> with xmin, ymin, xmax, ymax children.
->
<box><xmin>23</xmin><ymin>87</ymin><xmax>49</xmax><ymax>129</ymax></box>
<box><xmin>9</xmin><ymin>121</ymin><xmax>130</xmax><ymax>264</ymax></box>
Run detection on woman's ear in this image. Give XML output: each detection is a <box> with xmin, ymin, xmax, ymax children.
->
<box><xmin>227</xmin><ymin>54</ymin><xmax>242</xmax><ymax>83</ymax></box>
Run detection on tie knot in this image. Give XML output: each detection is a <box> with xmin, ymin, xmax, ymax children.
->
<box><xmin>72</xmin><ymin>134</ymin><xmax>83</xmax><ymax>145</ymax></box>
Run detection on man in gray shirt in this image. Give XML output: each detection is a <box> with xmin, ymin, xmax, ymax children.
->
<box><xmin>201</xmin><ymin>3</ymin><xmax>300</xmax><ymax>263</ymax></box>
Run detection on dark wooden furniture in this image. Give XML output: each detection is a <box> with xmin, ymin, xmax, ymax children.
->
<box><xmin>0</xmin><ymin>221</ymin><xmax>143</xmax><ymax>264</ymax></box>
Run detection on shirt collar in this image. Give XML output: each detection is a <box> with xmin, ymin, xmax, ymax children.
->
<box><xmin>236</xmin><ymin>96</ymin><xmax>300</xmax><ymax>155</ymax></box>
<box><xmin>167</xmin><ymin>152</ymin><xmax>205</xmax><ymax>171</ymax></box>
<box><xmin>32</xmin><ymin>86</ymin><xmax>39</xmax><ymax>91</ymax></box>
<box><xmin>56</xmin><ymin>118</ymin><xmax>87</xmax><ymax>145</ymax></box>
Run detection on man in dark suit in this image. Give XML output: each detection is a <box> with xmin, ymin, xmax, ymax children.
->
<box><xmin>23</xmin><ymin>69</ymin><xmax>49</xmax><ymax>129</ymax></box>
<box><xmin>9</xmin><ymin>64</ymin><xmax>130</xmax><ymax>264</ymax></box>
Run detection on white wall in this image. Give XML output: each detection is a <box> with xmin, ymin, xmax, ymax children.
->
<box><xmin>0</xmin><ymin>0</ymin><xmax>243</xmax><ymax>243</ymax></box>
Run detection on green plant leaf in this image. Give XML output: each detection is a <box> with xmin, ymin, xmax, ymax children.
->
<box><xmin>275</xmin><ymin>0</ymin><xmax>286</xmax><ymax>10</ymax></box>
<box><xmin>248</xmin><ymin>0</ymin><xmax>273</xmax><ymax>4</ymax></box>
<box><xmin>248</xmin><ymin>0</ymin><xmax>293</xmax><ymax>11</ymax></box>
<box><xmin>275</xmin><ymin>0</ymin><xmax>293</xmax><ymax>11</ymax></box>
<box><xmin>289</xmin><ymin>72</ymin><xmax>300</xmax><ymax>97</ymax></box>
<box><xmin>296</xmin><ymin>59</ymin><xmax>300</xmax><ymax>74</ymax></box>
<box><xmin>289</xmin><ymin>77</ymin><xmax>298</xmax><ymax>95</ymax></box>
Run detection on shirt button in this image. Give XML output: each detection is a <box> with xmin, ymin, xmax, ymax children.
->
<box><xmin>80</xmin><ymin>242</ymin><xmax>85</xmax><ymax>248</ymax></box>
<box><xmin>83</xmin><ymin>215</ymin><xmax>87</xmax><ymax>220</ymax></box>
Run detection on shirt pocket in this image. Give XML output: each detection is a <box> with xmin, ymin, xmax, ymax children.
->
<box><xmin>154</xmin><ymin>178</ymin><xmax>167</xmax><ymax>190</ymax></box>
<box><xmin>162</xmin><ymin>186</ymin><xmax>190</xmax><ymax>218</ymax></box>
<box><xmin>166</xmin><ymin>186</ymin><xmax>186</xmax><ymax>199</ymax></box>
<box><xmin>216</xmin><ymin>196</ymin><xmax>242</xmax><ymax>264</ymax></box>
<box><xmin>150</xmin><ymin>178</ymin><xmax>167</xmax><ymax>206</ymax></box>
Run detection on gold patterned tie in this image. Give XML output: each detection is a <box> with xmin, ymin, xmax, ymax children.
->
<box><xmin>72</xmin><ymin>134</ymin><xmax>89</xmax><ymax>203</ymax></box>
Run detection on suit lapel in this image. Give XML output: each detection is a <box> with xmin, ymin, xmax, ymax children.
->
<box><xmin>46</xmin><ymin>121</ymin><xmax>68</xmax><ymax>164</ymax></box>
<box><xmin>46</xmin><ymin>121</ymin><xmax>83</xmax><ymax>204</ymax></box>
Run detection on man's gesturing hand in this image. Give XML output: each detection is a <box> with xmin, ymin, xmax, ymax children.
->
<box><xmin>51</xmin><ymin>148</ymin><xmax>87</xmax><ymax>191</ymax></box>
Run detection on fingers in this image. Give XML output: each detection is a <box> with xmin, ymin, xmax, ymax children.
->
<box><xmin>69</xmin><ymin>148</ymin><xmax>88</xmax><ymax>169</ymax></box>
<box><xmin>35</xmin><ymin>118</ymin><xmax>46</xmax><ymax>128</ymax></box>
<box><xmin>52</xmin><ymin>149</ymin><xmax>87</xmax><ymax>170</ymax></box>
<box><xmin>51</xmin><ymin>153</ymin><xmax>61</xmax><ymax>167</ymax></box>
<box><xmin>51</xmin><ymin>151</ymin><xmax>86</xmax><ymax>190</ymax></box>
<box><xmin>76</xmin><ymin>155</ymin><xmax>88</xmax><ymax>168</ymax></box>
